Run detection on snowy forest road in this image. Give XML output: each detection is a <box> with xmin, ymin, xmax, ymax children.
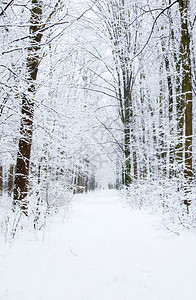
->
<box><xmin>1</xmin><ymin>190</ymin><xmax>196</xmax><ymax>300</ymax></box>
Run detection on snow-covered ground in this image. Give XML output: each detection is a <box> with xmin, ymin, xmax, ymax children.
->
<box><xmin>1</xmin><ymin>190</ymin><xmax>196</xmax><ymax>300</ymax></box>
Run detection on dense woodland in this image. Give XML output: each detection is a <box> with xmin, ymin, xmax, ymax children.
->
<box><xmin>0</xmin><ymin>0</ymin><xmax>196</xmax><ymax>237</ymax></box>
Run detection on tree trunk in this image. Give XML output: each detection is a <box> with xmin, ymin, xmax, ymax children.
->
<box><xmin>124</xmin><ymin>125</ymin><xmax>131</xmax><ymax>186</ymax></box>
<box><xmin>13</xmin><ymin>0</ymin><xmax>43</xmax><ymax>214</ymax></box>
<box><xmin>8</xmin><ymin>164</ymin><xmax>14</xmax><ymax>196</ymax></box>
<box><xmin>163</xmin><ymin>55</ymin><xmax>174</xmax><ymax>178</ymax></box>
<box><xmin>179</xmin><ymin>0</ymin><xmax>193</xmax><ymax>180</ymax></box>
<box><xmin>123</xmin><ymin>83</ymin><xmax>133</xmax><ymax>186</ymax></box>
<box><xmin>0</xmin><ymin>166</ymin><xmax>3</xmax><ymax>196</ymax></box>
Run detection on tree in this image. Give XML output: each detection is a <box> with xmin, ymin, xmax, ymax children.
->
<box><xmin>13</xmin><ymin>0</ymin><xmax>44</xmax><ymax>214</ymax></box>
<box><xmin>94</xmin><ymin>0</ymin><xmax>144</xmax><ymax>186</ymax></box>
<box><xmin>178</xmin><ymin>0</ymin><xmax>193</xmax><ymax>181</ymax></box>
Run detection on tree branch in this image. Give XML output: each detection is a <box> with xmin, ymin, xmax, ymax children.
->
<box><xmin>0</xmin><ymin>0</ymin><xmax>14</xmax><ymax>17</ymax></box>
<box><xmin>131</xmin><ymin>0</ymin><xmax>179</xmax><ymax>60</ymax></box>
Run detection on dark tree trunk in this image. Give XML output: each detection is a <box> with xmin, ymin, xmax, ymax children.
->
<box><xmin>179</xmin><ymin>0</ymin><xmax>193</xmax><ymax>180</ymax></box>
<box><xmin>124</xmin><ymin>125</ymin><xmax>131</xmax><ymax>186</ymax></box>
<box><xmin>13</xmin><ymin>0</ymin><xmax>43</xmax><ymax>214</ymax></box>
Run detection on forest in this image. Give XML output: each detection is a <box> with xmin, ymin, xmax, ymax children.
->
<box><xmin>0</xmin><ymin>0</ymin><xmax>196</xmax><ymax>236</ymax></box>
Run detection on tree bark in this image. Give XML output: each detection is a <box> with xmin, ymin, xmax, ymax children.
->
<box><xmin>13</xmin><ymin>0</ymin><xmax>43</xmax><ymax>214</ymax></box>
<box><xmin>179</xmin><ymin>0</ymin><xmax>193</xmax><ymax>180</ymax></box>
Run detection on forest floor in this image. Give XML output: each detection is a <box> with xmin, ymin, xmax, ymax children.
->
<box><xmin>1</xmin><ymin>190</ymin><xmax>196</xmax><ymax>300</ymax></box>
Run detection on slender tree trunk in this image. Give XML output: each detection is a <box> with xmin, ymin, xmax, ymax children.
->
<box><xmin>13</xmin><ymin>0</ymin><xmax>43</xmax><ymax>214</ymax></box>
<box><xmin>8</xmin><ymin>165</ymin><xmax>14</xmax><ymax>196</ymax></box>
<box><xmin>168</xmin><ymin>0</ymin><xmax>183</xmax><ymax>174</ymax></box>
<box><xmin>0</xmin><ymin>166</ymin><xmax>3</xmax><ymax>196</ymax></box>
<box><xmin>124</xmin><ymin>125</ymin><xmax>131</xmax><ymax>186</ymax></box>
<box><xmin>158</xmin><ymin>66</ymin><xmax>167</xmax><ymax>178</ymax></box>
<box><xmin>163</xmin><ymin>55</ymin><xmax>174</xmax><ymax>177</ymax></box>
<box><xmin>179</xmin><ymin>0</ymin><xmax>193</xmax><ymax>180</ymax></box>
<box><xmin>123</xmin><ymin>85</ymin><xmax>132</xmax><ymax>186</ymax></box>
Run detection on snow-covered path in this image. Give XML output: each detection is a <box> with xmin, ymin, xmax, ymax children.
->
<box><xmin>1</xmin><ymin>190</ymin><xmax>196</xmax><ymax>300</ymax></box>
